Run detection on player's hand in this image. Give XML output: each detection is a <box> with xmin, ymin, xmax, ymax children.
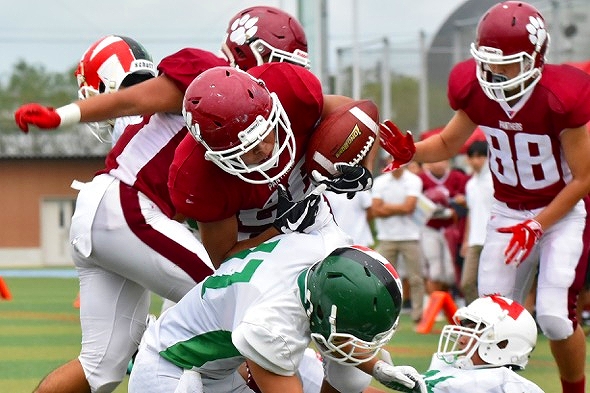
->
<box><xmin>175</xmin><ymin>369</ymin><xmax>203</xmax><ymax>393</ymax></box>
<box><xmin>14</xmin><ymin>103</ymin><xmax>61</xmax><ymax>133</ymax></box>
<box><xmin>311</xmin><ymin>163</ymin><xmax>372</xmax><ymax>199</ymax></box>
<box><xmin>497</xmin><ymin>219</ymin><xmax>543</xmax><ymax>266</ymax></box>
<box><xmin>373</xmin><ymin>360</ymin><xmax>427</xmax><ymax>393</ymax></box>
<box><xmin>273</xmin><ymin>184</ymin><xmax>323</xmax><ymax>234</ymax></box>
<box><xmin>379</xmin><ymin>120</ymin><xmax>415</xmax><ymax>173</ymax></box>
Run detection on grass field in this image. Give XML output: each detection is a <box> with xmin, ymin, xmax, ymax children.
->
<box><xmin>0</xmin><ymin>274</ymin><xmax>586</xmax><ymax>392</ymax></box>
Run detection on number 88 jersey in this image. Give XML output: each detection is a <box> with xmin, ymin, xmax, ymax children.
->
<box><xmin>448</xmin><ymin>58</ymin><xmax>590</xmax><ymax>209</ymax></box>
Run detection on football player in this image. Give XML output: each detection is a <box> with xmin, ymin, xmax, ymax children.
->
<box><xmin>128</xmin><ymin>244</ymin><xmax>427</xmax><ymax>393</ymax></box>
<box><xmin>425</xmin><ymin>295</ymin><xmax>543</xmax><ymax>392</ymax></box>
<box><xmin>379</xmin><ymin>2</ymin><xmax>590</xmax><ymax>392</ymax></box>
<box><xmin>23</xmin><ymin>7</ymin><xmax>359</xmax><ymax>393</ymax></box>
<box><xmin>173</xmin><ymin>64</ymin><xmax>366</xmax><ymax>267</ymax></box>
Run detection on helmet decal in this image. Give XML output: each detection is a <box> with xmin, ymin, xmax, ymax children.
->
<box><xmin>229</xmin><ymin>14</ymin><xmax>259</xmax><ymax>46</ymax></box>
<box><xmin>526</xmin><ymin>16</ymin><xmax>547</xmax><ymax>51</ymax></box>
<box><xmin>488</xmin><ymin>294</ymin><xmax>525</xmax><ymax>320</ymax></box>
<box><xmin>221</xmin><ymin>6</ymin><xmax>309</xmax><ymax>70</ymax></box>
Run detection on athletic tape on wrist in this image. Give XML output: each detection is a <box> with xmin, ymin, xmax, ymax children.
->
<box><xmin>56</xmin><ymin>103</ymin><xmax>81</xmax><ymax>127</ymax></box>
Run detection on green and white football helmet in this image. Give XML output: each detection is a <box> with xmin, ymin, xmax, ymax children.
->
<box><xmin>301</xmin><ymin>245</ymin><xmax>403</xmax><ymax>365</ymax></box>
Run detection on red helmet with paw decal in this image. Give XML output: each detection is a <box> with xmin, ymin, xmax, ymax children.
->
<box><xmin>469</xmin><ymin>1</ymin><xmax>549</xmax><ymax>102</ymax></box>
<box><xmin>221</xmin><ymin>6</ymin><xmax>309</xmax><ymax>71</ymax></box>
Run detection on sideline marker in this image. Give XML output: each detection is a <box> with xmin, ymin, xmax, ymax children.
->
<box><xmin>73</xmin><ymin>292</ymin><xmax>80</xmax><ymax>308</ymax></box>
<box><xmin>0</xmin><ymin>276</ymin><xmax>12</xmax><ymax>300</ymax></box>
<box><xmin>415</xmin><ymin>291</ymin><xmax>458</xmax><ymax>334</ymax></box>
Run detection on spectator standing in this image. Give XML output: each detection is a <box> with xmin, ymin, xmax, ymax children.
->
<box><xmin>371</xmin><ymin>164</ymin><xmax>426</xmax><ymax>323</ymax></box>
<box><xmin>460</xmin><ymin>140</ymin><xmax>494</xmax><ymax>304</ymax></box>
<box><xmin>419</xmin><ymin>159</ymin><xmax>468</xmax><ymax>294</ymax></box>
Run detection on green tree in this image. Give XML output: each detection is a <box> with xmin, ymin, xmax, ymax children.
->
<box><xmin>0</xmin><ymin>60</ymin><xmax>77</xmax><ymax>134</ymax></box>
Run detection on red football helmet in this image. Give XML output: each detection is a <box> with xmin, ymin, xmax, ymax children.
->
<box><xmin>183</xmin><ymin>66</ymin><xmax>296</xmax><ymax>184</ymax></box>
<box><xmin>470</xmin><ymin>1</ymin><xmax>549</xmax><ymax>102</ymax></box>
<box><xmin>221</xmin><ymin>6</ymin><xmax>310</xmax><ymax>71</ymax></box>
<box><xmin>75</xmin><ymin>35</ymin><xmax>156</xmax><ymax>100</ymax></box>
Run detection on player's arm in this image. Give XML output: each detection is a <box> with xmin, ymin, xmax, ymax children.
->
<box><xmin>371</xmin><ymin>195</ymin><xmax>418</xmax><ymax>217</ymax></box>
<box><xmin>534</xmin><ymin>124</ymin><xmax>590</xmax><ymax>230</ymax></box>
<box><xmin>15</xmin><ymin>75</ymin><xmax>184</xmax><ymax>132</ymax></box>
<box><xmin>413</xmin><ymin>109</ymin><xmax>477</xmax><ymax>163</ymax></box>
<box><xmin>77</xmin><ymin>75</ymin><xmax>184</xmax><ymax>121</ymax></box>
<box><xmin>246</xmin><ymin>359</ymin><xmax>304</xmax><ymax>393</ymax></box>
<box><xmin>198</xmin><ymin>217</ymin><xmax>279</xmax><ymax>268</ymax></box>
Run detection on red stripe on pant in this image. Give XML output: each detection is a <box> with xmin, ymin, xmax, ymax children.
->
<box><xmin>119</xmin><ymin>182</ymin><xmax>213</xmax><ymax>283</ymax></box>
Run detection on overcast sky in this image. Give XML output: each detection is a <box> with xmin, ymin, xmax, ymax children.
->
<box><xmin>0</xmin><ymin>0</ymin><xmax>465</xmax><ymax>81</ymax></box>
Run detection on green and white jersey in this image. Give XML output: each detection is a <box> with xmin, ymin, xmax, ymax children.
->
<box><xmin>142</xmin><ymin>225</ymin><xmax>351</xmax><ymax>380</ymax></box>
<box><xmin>423</xmin><ymin>355</ymin><xmax>545</xmax><ymax>393</ymax></box>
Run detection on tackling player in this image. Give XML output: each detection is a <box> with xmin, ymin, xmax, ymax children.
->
<box><xmin>379</xmin><ymin>2</ymin><xmax>590</xmax><ymax>392</ymax></box>
<box><xmin>128</xmin><ymin>244</ymin><xmax>427</xmax><ymax>393</ymax></box>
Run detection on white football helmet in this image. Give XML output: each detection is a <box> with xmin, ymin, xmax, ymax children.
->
<box><xmin>469</xmin><ymin>1</ymin><xmax>549</xmax><ymax>103</ymax></box>
<box><xmin>436</xmin><ymin>295</ymin><xmax>537</xmax><ymax>370</ymax></box>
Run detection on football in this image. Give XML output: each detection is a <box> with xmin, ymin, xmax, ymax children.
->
<box><xmin>305</xmin><ymin>99</ymin><xmax>379</xmax><ymax>177</ymax></box>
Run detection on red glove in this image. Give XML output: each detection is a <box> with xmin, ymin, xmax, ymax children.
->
<box><xmin>14</xmin><ymin>103</ymin><xmax>61</xmax><ymax>133</ymax></box>
<box><xmin>497</xmin><ymin>219</ymin><xmax>543</xmax><ymax>266</ymax></box>
<box><xmin>379</xmin><ymin>120</ymin><xmax>416</xmax><ymax>173</ymax></box>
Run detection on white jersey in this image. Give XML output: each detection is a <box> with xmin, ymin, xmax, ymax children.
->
<box><xmin>424</xmin><ymin>355</ymin><xmax>545</xmax><ymax>393</ymax></box>
<box><xmin>465</xmin><ymin>164</ymin><xmax>494</xmax><ymax>246</ymax></box>
<box><xmin>372</xmin><ymin>170</ymin><xmax>424</xmax><ymax>241</ymax></box>
<box><xmin>140</xmin><ymin>224</ymin><xmax>351</xmax><ymax>380</ymax></box>
<box><xmin>325</xmin><ymin>190</ymin><xmax>374</xmax><ymax>247</ymax></box>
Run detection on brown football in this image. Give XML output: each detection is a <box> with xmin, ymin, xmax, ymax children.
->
<box><xmin>305</xmin><ymin>99</ymin><xmax>379</xmax><ymax>177</ymax></box>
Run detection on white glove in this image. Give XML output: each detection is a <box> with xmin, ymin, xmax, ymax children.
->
<box><xmin>372</xmin><ymin>360</ymin><xmax>427</xmax><ymax>393</ymax></box>
<box><xmin>174</xmin><ymin>369</ymin><xmax>202</xmax><ymax>393</ymax></box>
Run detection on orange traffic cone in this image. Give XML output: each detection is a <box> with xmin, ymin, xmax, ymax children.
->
<box><xmin>73</xmin><ymin>292</ymin><xmax>80</xmax><ymax>308</ymax></box>
<box><xmin>0</xmin><ymin>276</ymin><xmax>12</xmax><ymax>300</ymax></box>
<box><xmin>415</xmin><ymin>291</ymin><xmax>457</xmax><ymax>334</ymax></box>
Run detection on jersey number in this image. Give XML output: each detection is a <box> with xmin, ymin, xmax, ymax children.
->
<box><xmin>486</xmin><ymin>128</ymin><xmax>559</xmax><ymax>190</ymax></box>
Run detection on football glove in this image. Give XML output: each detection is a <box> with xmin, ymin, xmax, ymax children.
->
<box><xmin>373</xmin><ymin>360</ymin><xmax>427</xmax><ymax>393</ymax></box>
<box><xmin>15</xmin><ymin>104</ymin><xmax>61</xmax><ymax>133</ymax></box>
<box><xmin>497</xmin><ymin>219</ymin><xmax>543</xmax><ymax>266</ymax></box>
<box><xmin>272</xmin><ymin>184</ymin><xmax>324</xmax><ymax>234</ymax></box>
<box><xmin>14</xmin><ymin>103</ymin><xmax>80</xmax><ymax>133</ymax></box>
<box><xmin>311</xmin><ymin>163</ymin><xmax>373</xmax><ymax>199</ymax></box>
<box><xmin>379</xmin><ymin>120</ymin><xmax>416</xmax><ymax>173</ymax></box>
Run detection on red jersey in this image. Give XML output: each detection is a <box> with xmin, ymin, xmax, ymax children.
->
<box><xmin>448</xmin><ymin>59</ymin><xmax>590</xmax><ymax>209</ymax></box>
<box><xmin>168</xmin><ymin>62</ymin><xmax>324</xmax><ymax>238</ymax></box>
<box><xmin>97</xmin><ymin>48</ymin><xmax>228</xmax><ymax>218</ymax></box>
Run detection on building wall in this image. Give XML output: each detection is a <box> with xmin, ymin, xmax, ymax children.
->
<box><xmin>0</xmin><ymin>158</ymin><xmax>104</xmax><ymax>266</ymax></box>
